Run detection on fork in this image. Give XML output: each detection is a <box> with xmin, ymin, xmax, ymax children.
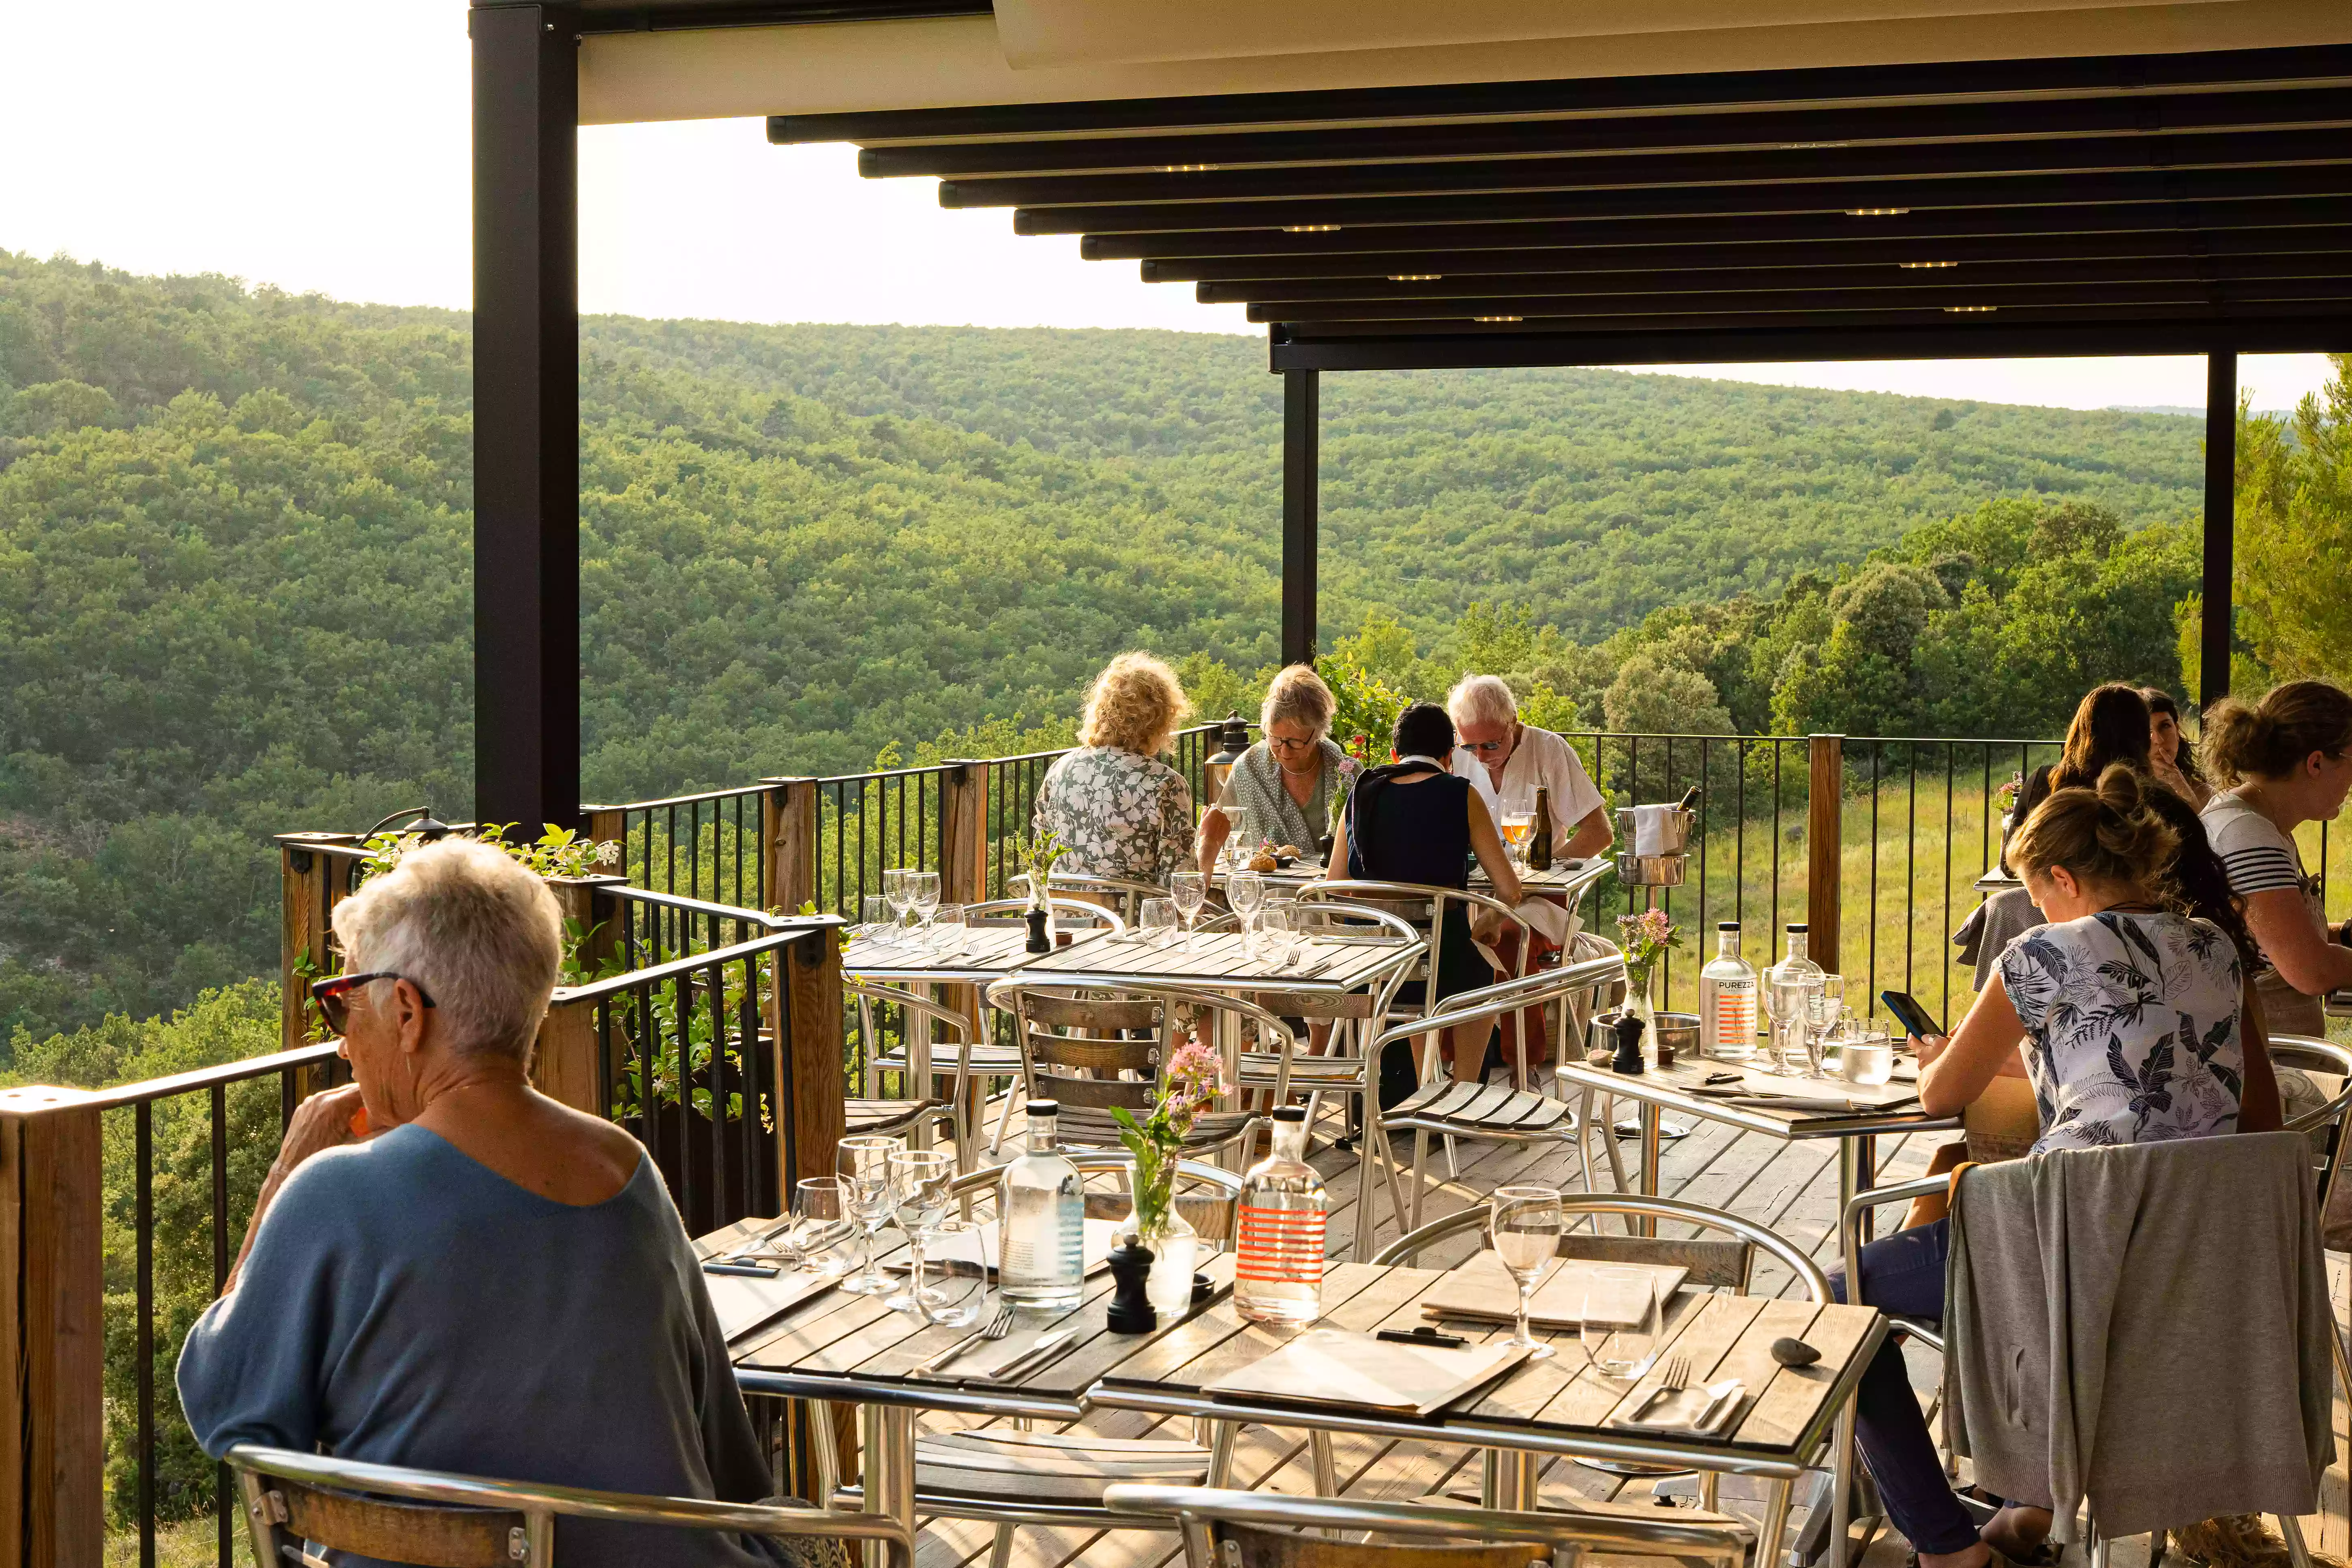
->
<box><xmin>913</xmin><ymin>1298</ymin><xmax>1014</xmax><ymax>1376</ymax></box>
<box><xmin>1656</xmin><ymin>1350</ymin><xmax>1692</xmax><ymax>1394</ymax></box>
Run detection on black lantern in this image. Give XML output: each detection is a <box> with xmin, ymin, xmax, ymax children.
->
<box><xmin>1203</xmin><ymin>712</ymin><xmax>1251</xmax><ymax>800</ymax></box>
<box><xmin>365</xmin><ymin>806</ymin><xmax>453</xmax><ymax>842</ymax></box>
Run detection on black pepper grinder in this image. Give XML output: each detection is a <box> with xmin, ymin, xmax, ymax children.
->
<box><xmin>1024</xmin><ymin>904</ymin><xmax>1052</xmax><ymax>954</ymax></box>
<box><xmin>1105</xmin><ymin>1238</ymin><xmax>1157</xmax><ymax>1333</ymax></box>
<box><xmin>1612</xmin><ymin>1012</ymin><xmax>1647</xmax><ymax>1075</ymax></box>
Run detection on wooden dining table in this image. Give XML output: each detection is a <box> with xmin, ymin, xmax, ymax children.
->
<box><xmin>712</xmin><ymin>1218</ymin><xmax>1887</xmax><ymax>1568</ymax></box>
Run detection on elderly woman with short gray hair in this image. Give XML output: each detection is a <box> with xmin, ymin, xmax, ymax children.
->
<box><xmin>1196</xmin><ymin>663</ymin><xmax>1360</xmax><ymax>875</ymax></box>
<box><xmin>178</xmin><ymin>838</ymin><xmax>783</xmax><ymax>1567</ymax></box>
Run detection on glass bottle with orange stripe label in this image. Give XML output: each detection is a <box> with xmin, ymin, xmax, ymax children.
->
<box><xmin>1235</xmin><ymin>1106</ymin><xmax>1327</xmax><ymax>1325</ymax></box>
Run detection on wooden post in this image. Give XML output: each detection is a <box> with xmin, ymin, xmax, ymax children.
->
<box><xmin>583</xmin><ymin>805</ymin><xmax>626</xmax><ymax>876</ymax></box>
<box><xmin>275</xmin><ymin>833</ymin><xmax>354</xmax><ymax>1054</ymax></box>
<box><xmin>534</xmin><ymin>874</ymin><xmax>628</xmax><ymax>1116</ymax></box>
<box><xmin>782</xmin><ymin>928</ymin><xmax>846</xmax><ymax>1202</ymax></box>
<box><xmin>0</xmin><ymin>1088</ymin><xmax>103</xmax><ymax>1568</ymax></box>
<box><xmin>1806</xmin><ymin>735</ymin><xmax>1844</xmax><ymax>978</ymax></box>
<box><xmin>937</xmin><ymin>763</ymin><xmax>989</xmax><ymax>909</ymax></box>
<box><xmin>762</xmin><ymin>778</ymin><xmax>819</xmax><ymax>916</ymax></box>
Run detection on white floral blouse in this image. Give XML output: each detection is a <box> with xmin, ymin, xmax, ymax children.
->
<box><xmin>1035</xmin><ymin>745</ymin><xmax>1194</xmax><ymax>886</ymax></box>
<box><xmin>1996</xmin><ymin>909</ymin><xmax>2246</xmax><ymax>1152</ymax></box>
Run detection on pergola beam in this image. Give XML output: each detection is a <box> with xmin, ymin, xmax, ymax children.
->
<box><xmin>1281</xmin><ymin>370</ymin><xmax>1318</xmax><ymax>669</ymax></box>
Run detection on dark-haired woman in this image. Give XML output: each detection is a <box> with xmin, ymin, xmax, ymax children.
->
<box><xmin>1836</xmin><ymin>766</ymin><xmax>2280</xmax><ymax>1568</ymax></box>
<box><xmin>1324</xmin><ymin>702</ymin><xmax>1522</xmax><ymax>1097</ymax></box>
<box><xmin>2142</xmin><ymin>687</ymin><xmax>2214</xmax><ymax>809</ymax></box>
<box><xmin>2005</xmin><ymin>682</ymin><xmax>2156</xmax><ymax>848</ymax></box>
<box><xmin>2200</xmin><ymin>680</ymin><xmax>2352</xmax><ymax>1035</ymax></box>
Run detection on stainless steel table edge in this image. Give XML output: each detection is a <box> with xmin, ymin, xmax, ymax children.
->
<box><xmin>1013</xmin><ymin>940</ymin><xmax>1423</xmax><ymax>997</ymax></box>
<box><xmin>734</xmin><ymin>1366</ymin><xmax>1083</xmax><ymax>1424</ymax></box>
<box><xmin>1551</xmin><ymin>1060</ymin><xmax>1960</xmax><ymax>1140</ymax></box>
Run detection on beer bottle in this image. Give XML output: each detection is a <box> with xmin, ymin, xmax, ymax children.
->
<box><xmin>1528</xmin><ymin>786</ymin><xmax>1554</xmax><ymax>871</ymax></box>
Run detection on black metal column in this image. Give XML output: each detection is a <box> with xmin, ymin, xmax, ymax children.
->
<box><xmin>2200</xmin><ymin>348</ymin><xmax>2238</xmax><ymax>711</ymax></box>
<box><xmin>472</xmin><ymin>4</ymin><xmax>580</xmax><ymax>829</ymax></box>
<box><xmin>1281</xmin><ymin>367</ymin><xmax>1319</xmax><ymax>668</ymax></box>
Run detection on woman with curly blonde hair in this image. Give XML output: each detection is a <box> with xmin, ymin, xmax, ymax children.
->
<box><xmin>1035</xmin><ymin>653</ymin><xmax>1196</xmax><ymax>885</ymax></box>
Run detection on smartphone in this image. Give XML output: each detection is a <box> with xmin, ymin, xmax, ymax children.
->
<box><xmin>1879</xmin><ymin>990</ymin><xmax>1946</xmax><ymax>1040</ymax></box>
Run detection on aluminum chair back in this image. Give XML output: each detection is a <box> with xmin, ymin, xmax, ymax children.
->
<box><xmin>1301</xmin><ymin>880</ymin><xmax>1539</xmax><ymax>1022</ymax></box>
<box><xmin>227</xmin><ymin>1444</ymin><xmax>914</xmax><ymax>1568</ymax></box>
<box><xmin>1046</xmin><ymin>870</ymin><xmax>1169</xmax><ymax>923</ymax></box>
<box><xmin>1104</xmin><ymin>1482</ymin><xmax>1747</xmax><ymax>1568</ymax></box>
<box><xmin>963</xmin><ymin>894</ymin><xmax>1128</xmax><ymax>933</ymax></box>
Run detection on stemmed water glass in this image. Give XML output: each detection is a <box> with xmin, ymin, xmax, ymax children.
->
<box><xmin>1169</xmin><ymin>871</ymin><xmax>1206</xmax><ymax>951</ymax></box>
<box><xmin>858</xmin><ymin>894</ymin><xmax>891</xmax><ymax>937</ymax></box>
<box><xmin>1803</xmin><ymin>975</ymin><xmax>1847</xmax><ymax>1077</ymax></box>
<box><xmin>885</xmin><ymin>1148</ymin><xmax>956</xmax><ymax>1315</ymax></box>
<box><xmin>1220</xmin><ymin>806</ymin><xmax>1259</xmax><ymax>869</ymax></box>
<box><xmin>1228</xmin><ymin>868</ymin><xmax>1266</xmax><ymax>937</ymax></box>
<box><xmin>930</xmin><ymin>903</ymin><xmax>966</xmax><ymax>961</ymax></box>
<box><xmin>1491</xmin><ymin>1185</ymin><xmax>1563</xmax><ymax>1360</ymax></box>
<box><xmin>907</xmin><ymin>869</ymin><xmax>941</xmax><ymax>946</ymax></box>
<box><xmin>882</xmin><ymin>869</ymin><xmax>912</xmax><ymax>933</ymax></box>
<box><xmin>836</xmin><ymin>1133</ymin><xmax>903</xmax><ymax>1295</ymax></box>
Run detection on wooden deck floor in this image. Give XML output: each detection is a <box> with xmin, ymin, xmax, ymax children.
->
<box><xmin>897</xmin><ymin>1088</ymin><xmax>2352</xmax><ymax>1568</ymax></box>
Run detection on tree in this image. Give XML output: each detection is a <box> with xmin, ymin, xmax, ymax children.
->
<box><xmin>2230</xmin><ymin>355</ymin><xmax>2352</xmax><ymax>689</ymax></box>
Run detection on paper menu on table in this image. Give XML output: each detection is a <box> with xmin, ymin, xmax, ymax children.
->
<box><xmin>1720</xmin><ymin>1068</ymin><xmax>1919</xmax><ymax>1107</ymax></box>
<box><xmin>703</xmin><ymin>1266</ymin><xmax>838</xmax><ymax>1345</ymax></box>
<box><xmin>1418</xmin><ymin>1251</ymin><xmax>1687</xmax><ymax>1330</ymax></box>
<box><xmin>1202</xmin><ymin>1329</ymin><xmax>1532</xmax><ymax>1418</ymax></box>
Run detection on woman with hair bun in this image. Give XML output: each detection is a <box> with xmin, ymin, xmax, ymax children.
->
<box><xmin>2199</xmin><ymin>679</ymin><xmax>2352</xmax><ymax>1034</ymax></box>
<box><xmin>1832</xmin><ymin>764</ymin><xmax>2279</xmax><ymax>1568</ymax></box>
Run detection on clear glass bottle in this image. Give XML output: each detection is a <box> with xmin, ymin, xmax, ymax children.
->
<box><xmin>1698</xmin><ymin>921</ymin><xmax>1759</xmax><ymax>1062</ymax></box>
<box><xmin>1235</xmin><ymin>1107</ymin><xmax>1328</xmax><ymax>1326</ymax></box>
<box><xmin>1762</xmin><ymin>924</ymin><xmax>1825</xmax><ymax>1075</ymax></box>
<box><xmin>997</xmin><ymin>1100</ymin><xmax>1083</xmax><ymax>1309</ymax></box>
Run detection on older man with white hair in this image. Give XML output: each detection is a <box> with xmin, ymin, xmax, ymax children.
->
<box><xmin>1446</xmin><ymin>673</ymin><xmax>1612</xmax><ymax>862</ymax></box>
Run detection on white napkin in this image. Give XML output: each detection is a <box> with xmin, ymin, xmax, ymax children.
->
<box><xmin>1632</xmin><ymin>804</ymin><xmax>1676</xmax><ymax>856</ymax></box>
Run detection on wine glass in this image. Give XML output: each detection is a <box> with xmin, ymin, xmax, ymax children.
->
<box><xmin>1227</xmin><ymin>869</ymin><xmax>1266</xmax><ymax>934</ymax></box>
<box><xmin>1762</xmin><ymin>970</ymin><xmax>1820</xmax><ymax>1077</ymax></box>
<box><xmin>1500</xmin><ymin>791</ymin><xmax>1536</xmax><ymax>867</ymax></box>
<box><xmin>907</xmin><ymin>869</ymin><xmax>941</xmax><ymax>943</ymax></box>
<box><xmin>1582</xmin><ymin>1266</ymin><xmax>1662</xmax><ymax>1380</ymax></box>
<box><xmin>885</xmin><ymin>1149</ymin><xmax>956</xmax><ymax>1315</ymax></box>
<box><xmin>1169</xmin><ymin>871</ymin><xmax>1206</xmax><ymax>950</ymax></box>
<box><xmin>1253</xmin><ymin>904</ymin><xmax>1296</xmax><ymax>965</ymax></box>
<box><xmin>882</xmin><ymin>869</ymin><xmax>912</xmax><ymax>932</ymax></box>
<box><xmin>1490</xmin><ymin>1185</ymin><xmax>1562</xmax><ymax>1360</ymax></box>
<box><xmin>1803</xmin><ymin>974</ymin><xmax>1846</xmax><ymax>1077</ymax></box>
<box><xmin>1221</xmin><ymin>806</ymin><xmax>1259</xmax><ymax>868</ymax></box>
<box><xmin>1138</xmin><ymin>897</ymin><xmax>1177</xmax><ymax>946</ymax></box>
<box><xmin>782</xmin><ymin>1177</ymin><xmax>855</xmax><ymax>1278</ymax></box>
<box><xmin>836</xmin><ymin>1134</ymin><xmax>903</xmax><ymax>1295</ymax></box>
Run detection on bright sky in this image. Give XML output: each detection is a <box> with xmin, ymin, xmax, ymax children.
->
<box><xmin>4</xmin><ymin>0</ymin><xmax>2337</xmax><ymax>413</ymax></box>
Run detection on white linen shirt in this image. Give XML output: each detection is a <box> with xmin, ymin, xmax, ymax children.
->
<box><xmin>1451</xmin><ymin>726</ymin><xmax>1606</xmax><ymax>856</ymax></box>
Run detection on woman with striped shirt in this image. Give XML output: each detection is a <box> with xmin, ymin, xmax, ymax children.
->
<box><xmin>2199</xmin><ymin>680</ymin><xmax>2352</xmax><ymax>1035</ymax></box>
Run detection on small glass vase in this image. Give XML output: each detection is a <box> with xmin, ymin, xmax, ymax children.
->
<box><xmin>1625</xmin><ymin>965</ymin><xmax>1658</xmax><ymax>1036</ymax></box>
<box><xmin>1141</xmin><ymin>1201</ymin><xmax>1198</xmax><ymax>1322</ymax></box>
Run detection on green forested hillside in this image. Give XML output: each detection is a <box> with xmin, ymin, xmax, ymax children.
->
<box><xmin>0</xmin><ymin>249</ymin><xmax>2214</xmax><ymax>1041</ymax></box>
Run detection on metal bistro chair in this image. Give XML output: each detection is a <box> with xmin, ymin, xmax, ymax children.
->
<box><xmin>983</xmin><ymin>978</ymin><xmax>1294</xmax><ymax>1163</ymax></box>
<box><xmin>1048</xmin><ymin>869</ymin><xmax>1177</xmax><ymax>924</ymax></box>
<box><xmin>227</xmin><ymin>1443</ymin><xmax>911</xmax><ymax>1568</ymax></box>
<box><xmin>1373</xmin><ymin>1190</ymin><xmax>1839</xmax><ymax>1565</ymax></box>
<box><xmin>1105</xmin><ymin>1482</ymin><xmax>1749</xmax><ymax>1568</ymax></box>
<box><xmin>1377</xmin><ymin>956</ymin><xmax>1635</xmax><ymax>1240</ymax></box>
<box><xmin>1839</xmin><ymin>1054</ymin><xmax>2352</xmax><ymax>1568</ymax></box>
<box><xmin>857</xmin><ymin>895</ymin><xmax>1128</xmax><ymax>1161</ymax></box>
<box><xmin>1239</xmin><ymin>900</ymin><xmax>1428</xmax><ymax>1258</ymax></box>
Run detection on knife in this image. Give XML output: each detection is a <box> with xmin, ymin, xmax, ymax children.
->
<box><xmin>911</xmin><ymin>1325</ymin><xmax>996</xmax><ymax>1377</ymax></box>
<box><xmin>981</xmin><ymin>1328</ymin><xmax>1076</xmax><ymax>1384</ymax></box>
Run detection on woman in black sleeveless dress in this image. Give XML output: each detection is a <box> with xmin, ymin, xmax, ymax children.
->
<box><xmin>1326</xmin><ymin>703</ymin><xmax>1524</xmax><ymax>1104</ymax></box>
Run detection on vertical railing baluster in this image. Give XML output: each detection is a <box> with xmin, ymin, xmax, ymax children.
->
<box><xmin>708</xmin><ymin>961</ymin><xmax>728</xmax><ymax>1228</ymax></box>
<box><xmin>211</xmin><ymin>1083</ymin><xmax>231</xmax><ymax>1567</ymax></box>
<box><xmin>1943</xmin><ymin>742</ymin><xmax>1956</xmax><ymax>1025</ymax></box>
<box><xmin>1771</xmin><ymin>739</ymin><xmax>1784</xmax><ymax>940</ymax></box>
<box><xmin>136</xmin><ymin>1100</ymin><xmax>156</xmax><ymax>1568</ymax></box>
<box><xmin>1868</xmin><ymin>742</ymin><xmax>1881</xmax><ymax>1015</ymax></box>
<box><xmin>1906</xmin><ymin>746</ymin><xmax>1918</xmax><ymax>999</ymax></box>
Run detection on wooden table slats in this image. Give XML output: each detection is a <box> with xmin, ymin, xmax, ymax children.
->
<box><xmin>1015</xmin><ymin>929</ymin><xmax>1417</xmax><ymax>993</ymax></box>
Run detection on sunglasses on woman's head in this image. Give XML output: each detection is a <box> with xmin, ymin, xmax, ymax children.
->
<box><xmin>309</xmin><ymin>972</ymin><xmax>437</xmax><ymax>1033</ymax></box>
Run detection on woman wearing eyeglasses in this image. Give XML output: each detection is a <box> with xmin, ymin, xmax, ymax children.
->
<box><xmin>1195</xmin><ymin>663</ymin><xmax>1360</xmax><ymax>875</ymax></box>
<box><xmin>179</xmin><ymin>839</ymin><xmax>784</xmax><ymax>1566</ymax></box>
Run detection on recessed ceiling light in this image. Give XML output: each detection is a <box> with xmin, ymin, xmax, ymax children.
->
<box><xmin>1389</xmin><ymin>274</ymin><xmax>1443</xmax><ymax>282</ymax></box>
<box><xmin>1943</xmin><ymin>305</ymin><xmax>1998</xmax><ymax>313</ymax></box>
<box><xmin>1283</xmin><ymin>224</ymin><xmax>1342</xmax><ymax>233</ymax></box>
<box><xmin>1473</xmin><ymin>314</ymin><xmax>1523</xmax><ymax>323</ymax></box>
<box><xmin>1784</xmin><ymin>141</ymin><xmax>1852</xmax><ymax>150</ymax></box>
<box><xmin>1160</xmin><ymin>163</ymin><xmax>1216</xmax><ymax>173</ymax></box>
<box><xmin>1846</xmin><ymin>207</ymin><xmax>1911</xmax><ymax>217</ymax></box>
<box><xmin>1899</xmin><ymin>260</ymin><xmax>1960</xmax><ymax>269</ymax></box>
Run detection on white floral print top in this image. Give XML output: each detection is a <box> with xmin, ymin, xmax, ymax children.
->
<box><xmin>1996</xmin><ymin>909</ymin><xmax>2245</xmax><ymax>1153</ymax></box>
<box><xmin>1035</xmin><ymin>746</ymin><xmax>1195</xmax><ymax>886</ymax></box>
